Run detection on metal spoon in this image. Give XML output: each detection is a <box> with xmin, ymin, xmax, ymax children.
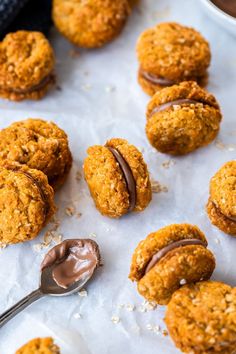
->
<box><xmin>0</xmin><ymin>265</ymin><xmax>90</xmax><ymax>328</ymax></box>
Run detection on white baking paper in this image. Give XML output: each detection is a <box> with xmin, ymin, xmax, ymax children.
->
<box><xmin>0</xmin><ymin>0</ymin><xmax>235</xmax><ymax>353</ymax></box>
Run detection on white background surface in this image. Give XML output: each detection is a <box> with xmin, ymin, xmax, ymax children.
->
<box><xmin>0</xmin><ymin>0</ymin><xmax>235</xmax><ymax>353</ymax></box>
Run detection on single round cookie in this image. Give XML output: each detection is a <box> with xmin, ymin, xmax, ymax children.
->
<box><xmin>0</xmin><ymin>31</ymin><xmax>55</xmax><ymax>101</ymax></box>
<box><xmin>129</xmin><ymin>224</ymin><xmax>215</xmax><ymax>305</ymax></box>
<box><xmin>0</xmin><ymin>164</ymin><xmax>55</xmax><ymax>245</ymax></box>
<box><xmin>165</xmin><ymin>281</ymin><xmax>236</xmax><ymax>354</ymax></box>
<box><xmin>0</xmin><ymin>118</ymin><xmax>72</xmax><ymax>190</ymax></box>
<box><xmin>137</xmin><ymin>22</ymin><xmax>211</xmax><ymax>95</ymax></box>
<box><xmin>83</xmin><ymin>138</ymin><xmax>152</xmax><ymax>218</ymax></box>
<box><xmin>146</xmin><ymin>81</ymin><xmax>222</xmax><ymax>155</ymax></box>
<box><xmin>16</xmin><ymin>337</ymin><xmax>60</xmax><ymax>354</ymax></box>
<box><xmin>207</xmin><ymin>160</ymin><xmax>236</xmax><ymax>236</ymax></box>
<box><xmin>52</xmin><ymin>0</ymin><xmax>131</xmax><ymax>48</ymax></box>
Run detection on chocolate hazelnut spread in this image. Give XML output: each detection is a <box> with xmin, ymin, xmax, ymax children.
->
<box><xmin>140</xmin><ymin>68</ymin><xmax>175</xmax><ymax>86</ymax></box>
<box><xmin>145</xmin><ymin>239</ymin><xmax>207</xmax><ymax>274</ymax></box>
<box><xmin>3</xmin><ymin>73</ymin><xmax>55</xmax><ymax>94</ymax></box>
<box><xmin>212</xmin><ymin>201</ymin><xmax>236</xmax><ymax>222</ymax></box>
<box><xmin>211</xmin><ymin>0</ymin><xmax>236</xmax><ymax>18</ymax></box>
<box><xmin>149</xmin><ymin>98</ymin><xmax>200</xmax><ymax>117</ymax></box>
<box><xmin>107</xmin><ymin>147</ymin><xmax>136</xmax><ymax>212</ymax></box>
<box><xmin>41</xmin><ymin>239</ymin><xmax>101</xmax><ymax>289</ymax></box>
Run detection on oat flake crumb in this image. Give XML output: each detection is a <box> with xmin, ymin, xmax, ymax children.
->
<box><xmin>78</xmin><ymin>289</ymin><xmax>88</xmax><ymax>297</ymax></box>
<box><xmin>111</xmin><ymin>316</ymin><xmax>120</xmax><ymax>324</ymax></box>
<box><xmin>151</xmin><ymin>179</ymin><xmax>168</xmax><ymax>193</ymax></box>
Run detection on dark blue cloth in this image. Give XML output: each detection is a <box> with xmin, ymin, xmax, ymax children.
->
<box><xmin>0</xmin><ymin>0</ymin><xmax>52</xmax><ymax>38</ymax></box>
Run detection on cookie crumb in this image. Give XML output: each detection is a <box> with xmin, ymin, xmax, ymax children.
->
<box><xmin>77</xmin><ymin>212</ymin><xmax>82</xmax><ymax>218</ymax></box>
<box><xmin>78</xmin><ymin>288</ymin><xmax>88</xmax><ymax>297</ymax></box>
<box><xmin>69</xmin><ymin>49</ymin><xmax>81</xmax><ymax>58</ymax></box>
<box><xmin>162</xmin><ymin>329</ymin><xmax>168</xmax><ymax>336</ymax></box>
<box><xmin>111</xmin><ymin>316</ymin><xmax>120</xmax><ymax>324</ymax></box>
<box><xmin>126</xmin><ymin>304</ymin><xmax>135</xmax><ymax>312</ymax></box>
<box><xmin>162</xmin><ymin>160</ymin><xmax>175</xmax><ymax>169</ymax></box>
<box><xmin>0</xmin><ymin>242</ymin><xmax>7</xmax><ymax>249</ymax></box>
<box><xmin>65</xmin><ymin>206</ymin><xmax>75</xmax><ymax>216</ymax></box>
<box><xmin>74</xmin><ymin>313</ymin><xmax>82</xmax><ymax>319</ymax></box>
<box><xmin>215</xmin><ymin>139</ymin><xmax>236</xmax><ymax>151</ymax></box>
<box><xmin>76</xmin><ymin>171</ymin><xmax>82</xmax><ymax>181</ymax></box>
<box><xmin>151</xmin><ymin>179</ymin><xmax>168</xmax><ymax>193</ymax></box>
<box><xmin>89</xmin><ymin>232</ymin><xmax>97</xmax><ymax>238</ymax></box>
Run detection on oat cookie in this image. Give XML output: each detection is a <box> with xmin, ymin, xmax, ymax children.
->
<box><xmin>0</xmin><ymin>164</ymin><xmax>55</xmax><ymax>245</ymax></box>
<box><xmin>0</xmin><ymin>31</ymin><xmax>55</xmax><ymax>101</ymax></box>
<box><xmin>207</xmin><ymin>160</ymin><xmax>236</xmax><ymax>236</ymax></box>
<box><xmin>129</xmin><ymin>224</ymin><xmax>215</xmax><ymax>305</ymax></box>
<box><xmin>137</xmin><ymin>22</ymin><xmax>211</xmax><ymax>95</ymax></box>
<box><xmin>165</xmin><ymin>281</ymin><xmax>236</xmax><ymax>354</ymax></box>
<box><xmin>84</xmin><ymin>138</ymin><xmax>152</xmax><ymax>218</ymax></box>
<box><xmin>0</xmin><ymin>119</ymin><xmax>72</xmax><ymax>190</ymax></box>
<box><xmin>146</xmin><ymin>81</ymin><xmax>222</xmax><ymax>155</ymax></box>
<box><xmin>16</xmin><ymin>337</ymin><xmax>60</xmax><ymax>354</ymax></box>
<box><xmin>52</xmin><ymin>0</ymin><xmax>131</xmax><ymax>48</ymax></box>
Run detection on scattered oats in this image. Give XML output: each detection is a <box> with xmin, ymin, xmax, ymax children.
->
<box><xmin>126</xmin><ymin>304</ymin><xmax>135</xmax><ymax>312</ymax></box>
<box><xmin>146</xmin><ymin>324</ymin><xmax>153</xmax><ymax>331</ymax></box>
<box><xmin>69</xmin><ymin>49</ymin><xmax>81</xmax><ymax>57</ymax></box>
<box><xmin>138</xmin><ymin>300</ymin><xmax>157</xmax><ymax>312</ymax></box>
<box><xmin>76</xmin><ymin>171</ymin><xmax>82</xmax><ymax>182</ymax></box>
<box><xmin>137</xmin><ymin>304</ymin><xmax>146</xmax><ymax>313</ymax></box>
<box><xmin>117</xmin><ymin>304</ymin><xmax>125</xmax><ymax>309</ymax></box>
<box><xmin>74</xmin><ymin>313</ymin><xmax>82</xmax><ymax>319</ymax></box>
<box><xmin>81</xmin><ymin>83</ymin><xmax>92</xmax><ymax>91</ymax></box>
<box><xmin>153</xmin><ymin>325</ymin><xmax>161</xmax><ymax>334</ymax></box>
<box><xmin>111</xmin><ymin>316</ymin><xmax>120</xmax><ymax>324</ymax></box>
<box><xmin>44</xmin><ymin>231</ymin><xmax>53</xmax><ymax>246</ymax></box>
<box><xmin>53</xmin><ymin>234</ymin><xmax>63</xmax><ymax>244</ymax></box>
<box><xmin>89</xmin><ymin>232</ymin><xmax>97</xmax><ymax>238</ymax></box>
<box><xmin>162</xmin><ymin>160</ymin><xmax>175</xmax><ymax>169</ymax></box>
<box><xmin>180</xmin><ymin>278</ymin><xmax>187</xmax><ymax>285</ymax></box>
<box><xmin>162</xmin><ymin>329</ymin><xmax>168</xmax><ymax>336</ymax></box>
<box><xmin>65</xmin><ymin>206</ymin><xmax>75</xmax><ymax>216</ymax></box>
<box><xmin>151</xmin><ymin>179</ymin><xmax>168</xmax><ymax>193</ymax></box>
<box><xmin>78</xmin><ymin>288</ymin><xmax>88</xmax><ymax>297</ymax></box>
<box><xmin>215</xmin><ymin>139</ymin><xmax>236</xmax><ymax>151</ymax></box>
<box><xmin>105</xmin><ymin>85</ymin><xmax>116</xmax><ymax>93</ymax></box>
<box><xmin>33</xmin><ymin>244</ymin><xmax>43</xmax><ymax>252</ymax></box>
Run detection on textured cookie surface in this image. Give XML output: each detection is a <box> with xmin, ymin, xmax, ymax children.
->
<box><xmin>0</xmin><ymin>119</ymin><xmax>72</xmax><ymax>190</ymax></box>
<box><xmin>129</xmin><ymin>224</ymin><xmax>215</xmax><ymax>304</ymax></box>
<box><xmin>146</xmin><ymin>81</ymin><xmax>222</xmax><ymax>155</ymax></box>
<box><xmin>16</xmin><ymin>337</ymin><xmax>60</xmax><ymax>354</ymax></box>
<box><xmin>52</xmin><ymin>0</ymin><xmax>130</xmax><ymax>48</ymax></box>
<box><xmin>0</xmin><ymin>164</ymin><xmax>55</xmax><ymax>245</ymax></box>
<box><xmin>207</xmin><ymin>160</ymin><xmax>236</xmax><ymax>235</ymax></box>
<box><xmin>137</xmin><ymin>22</ymin><xmax>210</xmax><ymax>94</ymax></box>
<box><xmin>83</xmin><ymin>138</ymin><xmax>151</xmax><ymax>218</ymax></box>
<box><xmin>0</xmin><ymin>30</ymin><xmax>55</xmax><ymax>100</ymax></box>
<box><xmin>165</xmin><ymin>281</ymin><xmax>236</xmax><ymax>354</ymax></box>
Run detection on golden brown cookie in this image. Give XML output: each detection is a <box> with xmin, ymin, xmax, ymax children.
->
<box><xmin>146</xmin><ymin>81</ymin><xmax>222</xmax><ymax>155</ymax></box>
<box><xmin>165</xmin><ymin>281</ymin><xmax>236</xmax><ymax>354</ymax></box>
<box><xmin>0</xmin><ymin>119</ymin><xmax>72</xmax><ymax>190</ymax></box>
<box><xmin>52</xmin><ymin>0</ymin><xmax>131</xmax><ymax>48</ymax></box>
<box><xmin>0</xmin><ymin>31</ymin><xmax>55</xmax><ymax>101</ymax></box>
<box><xmin>83</xmin><ymin>138</ymin><xmax>152</xmax><ymax>218</ymax></box>
<box><xmin>0</xmin><ymin>163</ymin><xmax>55</xmax><ymax>245</ymax></box>
<box><xmin>16</xmin><ymin>337</ymin><xmax>60</xmax><ymax>354</ymax></box>
<box><xmin>129</xmin><ymin>224</ymin><xmax>215</xmax><ymax>305</ymax></box>
<box><xmin>207</xmin><ymin>160</ymin><xmax>236</xmax><ymax>236</ymax></box>
<box><xmin>137</xmin><ymin>22</ymin><xmax>211</xmax><ymax>95</ymax></box>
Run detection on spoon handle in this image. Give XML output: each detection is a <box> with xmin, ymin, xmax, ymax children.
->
<box><xmin>0</xmin><ymin>288</ymin><xmax>43</xmax><ymax>328</ymax></box>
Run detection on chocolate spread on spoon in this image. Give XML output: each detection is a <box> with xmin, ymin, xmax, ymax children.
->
<box><xmin>149</xmin><ymin>98</ymin><xmax>200</xmax><ymax>117</ymax></box>
<box><xmin>145</xmin><ymin>238</ymin><xmax>207</xmax><ymax>274</ymax></box>
<box><xmin>41</xmin><ymin>239</ymin><xmax>101</xmax><ymax>289</ymax></box>
<box><xmin>107</xmin><ymin>147</ymin><xmax>136</xmax><ymax>212</ymax></box>
<box><xmin>211</xmin><ymin>0</ymin><xmax>236</xmax><ymax>18</ymax></box>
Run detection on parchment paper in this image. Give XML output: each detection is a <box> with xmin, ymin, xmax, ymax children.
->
<box><xmin>0</xmin><ymin>0</ymin><xmax>235</xmax><ymax>353</ymax></box>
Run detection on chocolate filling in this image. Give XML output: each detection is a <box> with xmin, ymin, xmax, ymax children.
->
<box><xmin>140</xmin><ymin>68</ymin><xmax>175</xmax><ymax>87</ymax></box>
<box><xmin>145</xmin><ymin>238</ymin><xmax>206</xmax><ymax>274</ymax></box>
<box><xmin>6</xmin><ymin>166</ymin><xmax>50</xmax><ymax>219</ymax></box>
<box><xmin>41</xmin><ymin>239</ymin><xmax>101</xmax><ymax>289</ymax></box>
<box><xmin>108</xmin><ymin>147</ymin><xmax>136</xmax><ymax>212</ymax></box>
<box><xmin>3</xmin><ymin>73</ymin><xmax>55</xmax><ymax>95</ymax></box>
<box><xmin>211</xmin><ymin>0</ymin><xmax>236</xmax><ymax>18</ymax></box>
<box><xmin>212</xmin><ymin>201</ymin><xmax>236</xmax><ymax>222</ymax></box>
<box><xmin>149</xmin><ymin>98</ymin><xmax>200</xmax><ymax>117</ymax></box>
